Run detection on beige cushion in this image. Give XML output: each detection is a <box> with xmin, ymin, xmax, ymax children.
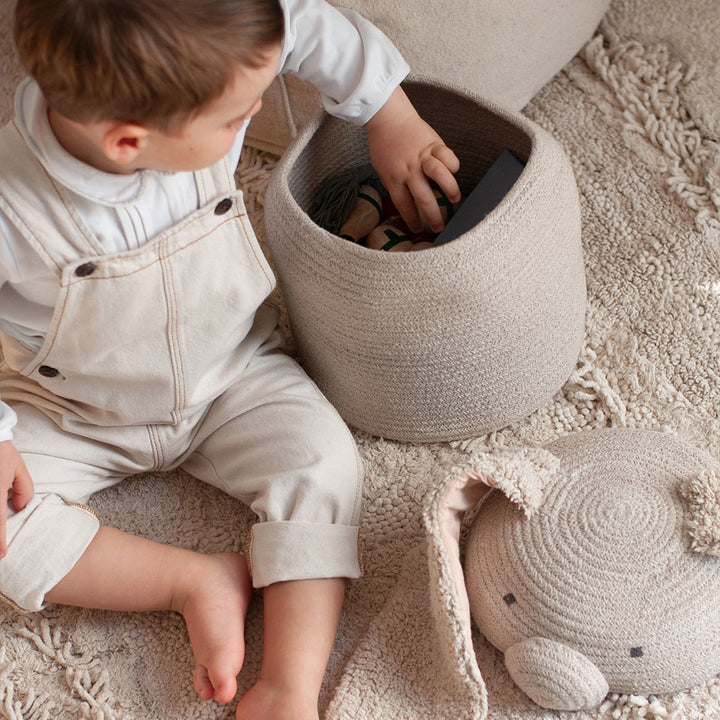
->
<box><xmin>246</xmin><ymin>0</ymin><xmax>610</xmax><ymax>153</ymax></box>
<box><xmin>264</xmin><ymin>78</ymin><xmax>586</xmax><ymax>441</ymax></box>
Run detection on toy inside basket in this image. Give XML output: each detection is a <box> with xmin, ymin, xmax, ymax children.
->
<box><xmin>265</xmin><ymin>79</ymin><xmax>586</xmax><ymax>442</ymax></box>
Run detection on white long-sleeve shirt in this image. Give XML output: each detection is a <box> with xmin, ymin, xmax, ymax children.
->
<box><xmin>0</xmin><ymin>0</ymin><xmax>409</xmax><ymax>441</ymax></box>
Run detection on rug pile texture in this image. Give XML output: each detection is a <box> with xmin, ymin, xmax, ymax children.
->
<box><xmin>0</xmin><ymin>0</ymin><xmax>719</xmax><ymax>718</ymax></box>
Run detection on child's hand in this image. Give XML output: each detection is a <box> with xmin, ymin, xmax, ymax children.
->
<box><xmin>0</xmin><ymin>441</ymin><xmax>33</xmax><ymax>558</ymax></box>
<box><xmin>364</xmin><ymin>86</ymin><xmax>460</xmax><ymax>234</ymax></box>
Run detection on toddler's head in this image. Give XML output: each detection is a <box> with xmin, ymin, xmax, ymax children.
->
<box><xmin>14</xmin><ymin>0</ymin><xmax>285</xmax><ymax>129</ymax></box>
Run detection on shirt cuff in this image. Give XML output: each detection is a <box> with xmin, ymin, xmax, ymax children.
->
<box><xmin>278</xmin><ymin>0</ymin><xmax>410</xmax><ymax>126</ymax></box>
<box><xmin>0</xmin><ymin>401</ymin><xmax>17</xmax><ymax>442</ymax></box>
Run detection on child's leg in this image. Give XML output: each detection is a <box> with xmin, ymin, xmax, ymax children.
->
<box><xmin>181</xmin><ymin>347</ymin><xmax>363</xmax><ymax>714</ymax></box>
<box><xmin>45</xmin><ymin>525</ymin><xmax>252</xmax><ymax>704</ymax></box>
<box><xmin>235</xmin><ymin>578</ymin><xmax>345</xmax><ymax>720</ymax></box>
<box><xmin>2</xmin><ymin>403</ymin><xmax>252</xmax><ymax>703</ymax></box>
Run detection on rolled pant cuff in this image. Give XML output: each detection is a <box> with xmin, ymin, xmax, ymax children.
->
<box><xmin>247</xmin><ymin>521</ymin><xmax>362</xmax><ymax>588</ymax></box>
<box><xmin>0</xmin><ymin>495</ymin><xmax>100</xmax><ymax>611</ymax></box>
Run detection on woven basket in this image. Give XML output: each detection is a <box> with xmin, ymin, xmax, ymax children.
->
<box><xmin>264</xmin><ymin>79</ymin><xmax>586</xmax><ymax>441</ymax></box>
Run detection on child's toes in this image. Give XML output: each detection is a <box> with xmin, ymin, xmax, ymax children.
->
<box><xmin>208</xmin><ymin>663</ymin><xmax>239</xmax><ymax>704</ymax></box>
<box><xmin>193</xmin><ymin>664</ymin><xmax>215</xmax><ymax>701</ymax></box>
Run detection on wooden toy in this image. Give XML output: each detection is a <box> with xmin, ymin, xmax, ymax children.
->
<box><xmin>365</xmin><ymin>224</ymin><xmax>415</xmax><ymax>252</ymax></box>
<box><xmin>309</xmin><ymin>163</ymin><xmax>467</xmax><ymax>251</ymax></box>
<box><xmin>308</xmin><ymin>163</ymin><xmax>385</xmax><ymax>235</ymax></box>
<box><xmin>338</xmin><ymin>184</ymin><xmax>383</xmax><ymax>243</ymax></box>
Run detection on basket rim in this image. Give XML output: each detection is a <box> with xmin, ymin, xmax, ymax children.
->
<box><xmin>267</xmin><ymin>74</ymin><xmax>569</xmax><ymax>266</ymax></box>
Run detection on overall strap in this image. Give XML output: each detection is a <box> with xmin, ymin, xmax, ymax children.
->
<box><xmin>194</xmin><ymin>153</ymin><xmax>238</xmax><ymax>205</ymax></box>
<box><xmin>0</xmin><ymin>121</ymin><xmax>107</xmax><ymax>274</ymax></box>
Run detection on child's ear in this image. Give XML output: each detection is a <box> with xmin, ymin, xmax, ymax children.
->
<box><xmin>101</xmin><ymin>122</ymin><xmax>149</xmax><ymax>165</ymax></box>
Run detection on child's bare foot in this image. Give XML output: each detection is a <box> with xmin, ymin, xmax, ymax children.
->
<box><xmin>235</xmin><ymin>678</ymin><xmax>320</xmax><ymax>720</ymax></box>
<box><xmin>172</xmin><ymin>552</ymin><xmax>253</xmax><ymax>704</ymax></box>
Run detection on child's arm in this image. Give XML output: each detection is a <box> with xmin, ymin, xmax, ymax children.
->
<box><xmin>364</xmin><ymin>86</ymin><xmax>461</xmax><ymax>234</ymax></box>
<box><xmin>276</xmin><ymin>0</ymin><xmax>459</xmax><ymax>232</ymax></box>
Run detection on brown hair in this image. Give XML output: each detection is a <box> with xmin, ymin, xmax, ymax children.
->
<box><xmin>14</xmin><ymin>0</ymin><xmax>284</xmax><ymax>128</ymax></box>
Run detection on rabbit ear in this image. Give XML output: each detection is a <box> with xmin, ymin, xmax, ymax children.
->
<box><xmin>681</xmin><ymin>469</ymin><xmax>720</xmax><ymax>556</ymax></box>
<box><xmin>424</xmin><ymin>446</ymin><xmax>560</xmax><ymax>643</ymax></box>
<box><xmin>468</xmin><ymin>446</ymin><xmax>560</xmax><ymax>516</ymax></box>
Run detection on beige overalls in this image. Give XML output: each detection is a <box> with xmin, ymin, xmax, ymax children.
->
<box><xmin>0</xmin><ymin>123</ymin><xmax>363</xmax><ymax>611</ymax></box>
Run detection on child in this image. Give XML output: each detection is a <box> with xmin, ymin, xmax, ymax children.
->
<box><xmin>0</xmin><ymin>0</ymin><xmax>460</xmax><ymax>717</ymax></box>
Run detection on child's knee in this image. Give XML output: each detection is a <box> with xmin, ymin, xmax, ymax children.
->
<box><xmin>247</xmin><ymin>417</ymin><xmax>363</xmax><ymax>587</ymax></box>
<box><xmin>306</xmin><ymin>419</ymin><xmax>363</xmax><ymax>524</ymax></box>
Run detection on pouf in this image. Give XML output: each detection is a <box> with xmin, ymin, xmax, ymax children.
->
<box><xmin>264</xmin><ymin>78</ymin><xmax>586</xmax><ymax>442</ymax></box>
<box><xmin>246</xmin><ymin>0</ymin><xmax>611</xmax><ymax>153</ymax></box>
<box><xmin>452</xmin><ymin>429</ymin><xmax>720</xmax><ymax>710</ymax></box>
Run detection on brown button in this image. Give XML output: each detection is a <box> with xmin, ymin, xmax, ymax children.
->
<box><xmin>214</xmin><ymin>198</ymin><xmax>233</xmax><ymax>215</ymax></box>
<box><xmin>38</xmin><ymin>365</ymin><xmax>59</xmax><ymax>378</ymax></box>
<box><xmin>75</xmin><ymin>263</ymin><xmax>97</xmax><ymax>277</ymax></box>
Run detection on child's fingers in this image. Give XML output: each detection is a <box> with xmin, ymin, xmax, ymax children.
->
<box><xmin>421</xmin><ymin>154</ymin><xmax>461</xmax><ymax>204</ymax></box>
<box><xmin>408</xmin><ymin>175</ymin><xmax>446</xmax><ymax>233</ymax></box>
<box><xmin>431</xmin><ymin>142</ymin><xmax>461</xmax><ymax>175</ymax></box>
<box><xmin>388</xmin><ymin>183</ymin><xmax>422</xmax><ymax>234</ymax></box>
<box><xmin>11</xmin><ymin>461</ymin><xmax>33</xmax><ymax>512</ymax></box>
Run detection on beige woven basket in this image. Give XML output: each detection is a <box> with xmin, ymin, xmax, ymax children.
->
<box><xmin>264</xmin><ymin>79</ymin><xmax>586</xmax><ymax>442</ymax></box>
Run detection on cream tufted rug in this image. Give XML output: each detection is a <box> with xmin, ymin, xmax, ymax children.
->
<box><xmin>1</xmin><ymin>0</ymin><xmax>719</xmax><ymax>718</ymax></box>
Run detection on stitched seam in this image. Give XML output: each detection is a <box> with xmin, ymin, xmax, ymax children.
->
<box><xmin>9</xmin><ymin>120</ymin><xmax>98</xmax><ymax>258</ymax></box>
<box><xmin>277</xmin><ymin>76</ymin><xmax>298</xmax><ymax>137</ymax></box>
<box><xmin>25</xmin><ymin>286</ymin><xmax>71</xmax><ymax>377</ymax></box>
<box><xmin>168</xmin><ymin>260</ymin><xmax>186</xmax><ymax>416</ymax></box>
<box><xmin>0</xmin><ymin>192</ymin><xmax>62</xmax><ymax>275</ymax></box>
<box><xmin>146</xmin><ymin>425</ymin><xmax>165</xmax><ymax>471</ymax></box>
<box><xmin>237</xmin><ymin>213</ymin><xmax>274</xmax><ymax>286</ymax></box>
<box><xmin>0</xmin><ymin>591</ymin><xmax>28</xmax><ymax>613</ymax></box>
<box><xmin>158</xmin><ymin>248</ymin><xmax>184</xmax><ymax>421</ymax></box>
<box><xmin>147</xmin><ymin>425</ymin><xmax>159</xmax><ymax>470</ymax></box>
<box><xmin>65</xmin><ymin>501</ymin><xmax>98</xmax><ymax>519</ymax></box>
<box><xmin>154</xmin><ymin>426</ymin><xmax>167</xmax><ymax>471</ymax></box>
<box><xmin>350</xmin><ymin>442</ymin><xmax>364</xmax><ymax>525</ymax></box>
<box><xmin>148</xmin><ymin>193</ymin><xmax>238</xmax><ymax>244</ymax></box>
<box><xmin>196</xmin><ymin>170</ymin><xmax>209</xmax><ymax>205</ymax></box>
<box><xmin>61</xmin><ymin>214</ymin><xmax>244</xmax><ymax>285</ymax></box>
<box><xmin>49</xmin><ymin>176</ymin><xmax>103</xmax><ymax>255</ymax></box>
<box><xmin>245</xmin><ymin>531</ymin><xmax>253</xmax><ymax>580</ymax></box>
<box><xmin>222</xmin><ymin>157</ymin><xmax>236</xmax><ymax>190</ymax></box>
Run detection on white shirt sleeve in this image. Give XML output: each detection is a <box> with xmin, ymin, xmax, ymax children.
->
<box><xmin>0</xmin><ymin>401</ymin><xmax>17</xmax><ymax>443</ymax></box>
<box><xmin>278</xmin><ymin>0</ymin><xmax>410</xmax><ymax>125</ymax></box>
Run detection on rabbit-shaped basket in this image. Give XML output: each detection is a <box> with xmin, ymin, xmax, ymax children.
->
<box><xmin>426</xmin><ymin>428</ymin><xmax>720</xmax><ymax>711</ymax></box>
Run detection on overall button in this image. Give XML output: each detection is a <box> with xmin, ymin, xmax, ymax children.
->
<box><xmin>75</xmin><ymin>262</ymin><xmax>97</xmax><ymax>277</ymax></box>
<box><xmin>38</xmin><ymin>365</ymin><xmax>59</xmax><ymax>378</ymax></box>
<box><xmin>214</xmin><ymin>198</ymin><xmax>233</xmax><ymax>215</ymax></box>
